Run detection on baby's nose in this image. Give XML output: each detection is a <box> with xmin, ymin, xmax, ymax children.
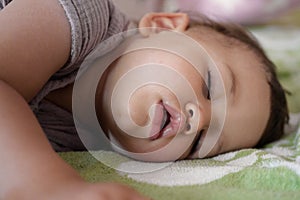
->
<box><xmin>183</xmin><ymin>102</ymin><xmax>210</xmax><ymax>135</ymax></box>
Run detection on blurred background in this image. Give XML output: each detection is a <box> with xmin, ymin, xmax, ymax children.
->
<box><xmin>112</xmin><ymin>0</ymin><xmax>300</xmax><ymax>24</ymax></box>
<box><xmin>112</xmin><ymin>0</ymin><xmax>300</xmax><ymax>113</ymax></box>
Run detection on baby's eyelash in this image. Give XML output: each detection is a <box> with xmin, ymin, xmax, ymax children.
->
<box><xmin>189</xmin><ymin>130</ymin><xmax>204</xmax><ymax>155</ymax></box>
<box><xmin>207</xmin><ymin>70</ymin><xmax>211</xmax><ymax>100</ymax></box>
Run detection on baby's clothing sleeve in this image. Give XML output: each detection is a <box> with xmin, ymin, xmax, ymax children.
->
<box><xmin>30</xmin><ymin>0</ymin><xmax>129</xmax><ymax>110</ymax></box>
<box><xmin>57</xmin><ymin>0</ymin><xmax>129</xmax><ymax>72</ymax></box>
<box><xmin>0</xmin><ymin>0</ymin><xmax>10</xmax><ymax>8</ymax></box>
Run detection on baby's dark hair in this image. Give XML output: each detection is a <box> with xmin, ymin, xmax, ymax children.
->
<box><xmin>186</xmin><ymin>13</ymin><xmax>289</xmax><ymax>147</ymax></box>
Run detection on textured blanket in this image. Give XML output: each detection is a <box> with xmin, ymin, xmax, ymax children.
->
<box><xmin>60</xmin><ymin>20</ymin><xmax>300</xmax><ymax>200</ymax></box>
<box><xmin>61</xmin><ymin>126</ymin><xmax>300</xmax><ymax>200</ymax></box>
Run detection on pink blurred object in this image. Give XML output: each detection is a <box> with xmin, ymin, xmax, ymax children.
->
<box><xmin>177</xmin><ymin>0</ymin><xmax>300</xmax><ymax>24</ymax></box>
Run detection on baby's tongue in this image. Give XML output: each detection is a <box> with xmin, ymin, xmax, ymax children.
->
<box><xmin>149</xmin><ymin>103</ymin><xmax>165</xmax><ymax>139</ymax></box>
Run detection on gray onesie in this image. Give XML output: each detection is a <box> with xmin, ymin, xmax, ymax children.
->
<box><xmin>0</xmin><ymin>0</ymin><xmax>129</xmax><ymax>151</ymax></box>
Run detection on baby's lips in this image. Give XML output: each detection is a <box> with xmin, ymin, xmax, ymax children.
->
<box><xmin>163</xmin><ymin>102</ymin><xmax>186</xmax><ymax>136</ymax></box>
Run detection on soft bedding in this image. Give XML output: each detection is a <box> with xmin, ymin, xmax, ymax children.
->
<box><xmin>60</xmin><ymin>13</ymin><xmax>300</xmax><ymax>200</ymax></box>
<box><xmin>61</xmin><ymin>125</ymin><xmax>300</xmax><ymax>200</ymax></box>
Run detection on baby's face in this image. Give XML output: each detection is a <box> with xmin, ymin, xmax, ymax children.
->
<box><xmin>97</xmin><ymin>28</ymin><xmax>270</xmax><ymax>162</ymax></box>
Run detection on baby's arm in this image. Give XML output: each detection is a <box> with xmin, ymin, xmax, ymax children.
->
<box><xmin>0</xmin><ymin>81</ymin><xmax>146</xmax><ymax>199</ymax></box>
<box><xmin>0</xmin><ymin>0</ymin><xmax>147</xmax><ymax>199</ymax></box>
<box><xmin>0</xmin><ymin>0</ymin><xmax>70</xmax><ymax>101</ymax></box>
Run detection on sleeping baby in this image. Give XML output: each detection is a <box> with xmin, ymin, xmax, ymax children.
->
<box><xmin>0</xmin><ymin>0</ymin><xmax>288</xmax><ymax>199</ymax></box>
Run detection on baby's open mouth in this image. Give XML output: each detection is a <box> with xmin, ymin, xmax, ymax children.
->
<box><xmin>149</xmin><ymin>102</ymin><xmax>184</xmax><ymax>140</ymax></box>
<box><xmin>160</xmin><ymin>108</ymin><xmax>170</xmax><ymax>131</ymax></box>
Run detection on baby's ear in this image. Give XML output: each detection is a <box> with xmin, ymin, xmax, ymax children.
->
<box><xmin>138</xmin><ymin>13</ymin><xmax>189</xmax><ymax>36</ymax></box>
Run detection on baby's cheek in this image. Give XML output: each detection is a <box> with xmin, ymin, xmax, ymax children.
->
<box><xmin>128</xmin><ymin>85</ymin><xmax>176</xmax><ymax>126</ymax></box>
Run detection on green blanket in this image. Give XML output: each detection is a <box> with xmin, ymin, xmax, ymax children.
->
<box><xmin>61</xmin><ymin>126</ymin><xmax>300</xmax><ymax>200</ymax></box>
<box><xmin>60</xmin><ymin>24</ymin><xmax>300</xmax><ymax>200</ymax></box>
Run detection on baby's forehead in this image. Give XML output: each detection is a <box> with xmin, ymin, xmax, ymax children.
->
<box><xmin>186</xmin><ymin>24</ymin><xmax>248</xmax><ymax>50</ymax></box>
<box><xmin>185</xmin><ymin>24</ymin><xmax>266</xmax><ymax>70</ymax></box>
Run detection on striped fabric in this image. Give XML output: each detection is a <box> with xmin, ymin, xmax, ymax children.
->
<box><xmin>0</xmin><ymin>0</ymin><xmax>12</xmax><ymax>9</ymax></box>
<box><xmin>57</xmin><ymin>0</ymin><xmax>129</xmax><ymax>70</ymax></box>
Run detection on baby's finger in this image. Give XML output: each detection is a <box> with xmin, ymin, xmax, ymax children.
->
<box><xmin>86</xmin><ymin>182</ymin><xmax>152</xmax><ymax>200</ymax></box>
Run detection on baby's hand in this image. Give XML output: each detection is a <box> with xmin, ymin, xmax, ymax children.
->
<box><xmin>73</xmin><ymin>182</ymin><xmax>151</xmax><ymax>200</ymax></box>
<box><xmin>6</xmin><ymin>180</ymin><xmax>150</xmax><ymax>200</ymax></box>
